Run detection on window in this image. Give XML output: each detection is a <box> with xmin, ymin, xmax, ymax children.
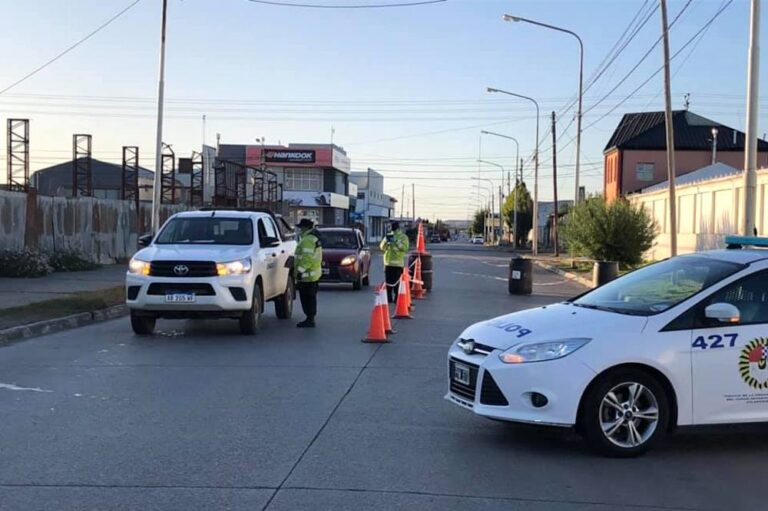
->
<box><xmin>258</xmin><ymin>218</ymin><xmax>278</xmax><ymax>244</ymax></box>
<box><xmin>698</xmin><ymin>270</ymin><xmax>768</xmax><ymax>326</ymax></box>
<box><xmin>284</xmin><ymin>168</ymin><xmax>321</xmax><ymax>191</ymax></box>
<box><xmin>156</xmin><ymin>217</ymin><xmax>253</xmax><ymax>245</ymax></box>
<box><xmin>636</xmin><ymin>163</ymin><xmax>654</xmax><ymax>182</ymax></box>
<box><xmin>572</xmin><ymin>256</ymin><xmax>743</xmax><ymax>316</ymax></box>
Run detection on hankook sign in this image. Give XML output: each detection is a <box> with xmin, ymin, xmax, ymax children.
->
<box><xmin>264</xmin><ymin>150</ymin><xmax>316</xmax><ymax>163</ymax></box>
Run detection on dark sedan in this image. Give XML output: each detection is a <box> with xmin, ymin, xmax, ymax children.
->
<box><xmin>316</xmin><ymin>227</ymin><xmax>371</xmax><ymax>290</ymax></box>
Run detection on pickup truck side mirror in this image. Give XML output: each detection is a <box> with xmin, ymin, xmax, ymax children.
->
<box><xmin>138</xmin><ymin>234</ymin><xmax>153</xmax><ymax>247</ymax></box>
<box><xmin>262</xmin><ymin>236</ymin><xmax>281</xmax><ymax>248</ymax></box>
<box><xmin>705</xmin><ymin>303</ymin><xmax>741</xmax><ymax>324</ymax></box>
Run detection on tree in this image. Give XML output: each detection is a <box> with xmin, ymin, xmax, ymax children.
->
<box><xmin>471</xmin><ymin>208</ymin><xmax>488</xmax><ymax>236</ymax></box>
<box><xmin>501</xmin><ymin>181</ymin><xmax>533</xmax><ymax>247</ymax></box>
<box><xmin>561</xmin><ymin>195</ymin><xmax>657</xmax><ymax>266</ymax></box>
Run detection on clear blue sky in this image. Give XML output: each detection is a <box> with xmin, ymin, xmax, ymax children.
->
<box><xmin>0</xmin><ymin>0</ymin><xmax>763</xmax><ymax>219</ymax></box>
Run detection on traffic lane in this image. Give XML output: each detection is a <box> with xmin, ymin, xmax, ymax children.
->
<box><xmin>283</xmin><ymin>364</ymin><xmax>763</xmax><ymax>511</ymax></box>
<box><xmin>0</xmin><ymin>487</ymin><xmax>273</xmax><ymax>511</ymax></box>
<box><xmin>0</xmin><ymin>363</ymin><xmax>360</xmax><ymax>489</ymax></box>
<box><xmin>267</xmin><ymin>488</ymin><xmax>653</xmax><ymax>511</ymax></box>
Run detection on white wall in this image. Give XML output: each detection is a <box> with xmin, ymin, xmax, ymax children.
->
<box><xmin>629</xmin><ymin>168</ymin><xmax>768</xmax><ymax>260</ymax></box>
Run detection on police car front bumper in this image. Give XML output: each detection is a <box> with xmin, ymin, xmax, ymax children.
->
<box><xmin>445</xmin><ymin>342</ymin><xmax>596</xmax><ymax>427</ymax></box>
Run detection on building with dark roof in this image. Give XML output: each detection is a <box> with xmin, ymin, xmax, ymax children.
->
<box><xmin>604</xmin><ymin>110</ymin><xmax>768</xmax><ymax>200</ymax></box>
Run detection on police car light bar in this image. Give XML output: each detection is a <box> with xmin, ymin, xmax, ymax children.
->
<box><xmin>724</xmin><ymin>235</ymin><xmax>768</xmax><ymax>249</ymax></box>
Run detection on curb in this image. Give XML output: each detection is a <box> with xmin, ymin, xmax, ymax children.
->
<box><xmin>533</xmin><ymin>260</ymin><xmax>594</xmax><ymax>288</ymax></box>
<box><xmin>0</xmin><ymin>304</ymin><xmax>128</xmax><ymax>345</ymax></box>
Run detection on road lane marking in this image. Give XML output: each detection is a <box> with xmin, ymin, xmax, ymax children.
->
<box><xmin>0</xmin><ymin>382</ymin><xmax>52</xmax><ymax>393</ymax></box>
<box><xmin>453</xmin><ymin>271</ymin><xmax>569</xmax><ymax>286</ymax></box>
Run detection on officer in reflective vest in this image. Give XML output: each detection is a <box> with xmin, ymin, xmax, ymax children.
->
<box><xmin>295</xmin><ymin>218</ymin><xmax>323</xmax><ymax>328</ymax></box>
<box><xmin>379</xmin><ymin>221</ymin><xmax>409</xmax><ymax>304</ymax></box>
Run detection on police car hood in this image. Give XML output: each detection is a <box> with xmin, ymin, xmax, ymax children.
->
<box><xmin>459</xmin><ymin>302</ymin><xmax>648</xmax><ymax>350</ymax></box>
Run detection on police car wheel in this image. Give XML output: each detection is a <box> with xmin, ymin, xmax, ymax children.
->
<box><xmin>239</xmin><ymin>282</ymin><xmax>263</xmax><ymax>335</ymax></box>
<box><xmin>580</xmin><ymin>368</ymin><xmax>669</xmax><ymax>457</ymax></box>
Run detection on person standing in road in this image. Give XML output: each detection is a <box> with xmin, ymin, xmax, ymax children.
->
<box><xmin>379</xmin><ymin>221</ymin><xmax>410</xmax><ymax>304</ymax></box>
<box><xmin>295</xmin><ymin>218</ymin><xmax>323</xmax><ymax>328</ymax></box>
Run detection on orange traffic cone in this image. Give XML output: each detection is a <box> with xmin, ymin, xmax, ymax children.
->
<box><xmin>402</xmin><ymin>266</ymin><xmax>413</xmax><ymax>310</ymax></box>
<box><xmin>416</xmin><ymin>223</ymin><xmax>426</xmax><ymax>253</ymax></box>
<box><xmin>412</xmin><ymin>256</ymin><xmax>425</xmax><ymax>300</ymax></box>
<box><xmin>362</xmin><ymin>286</ymin><xmax>389</xmax><ymax>343</ymax></box>
<box><xmin>378</xmin><ymin>284</ymin><xmax>395</xmax><ymax>334</ymax></box>
<box><xmin>393</xmin><ymin>279</ymin><xmax>412</xmax><ymax>319</ymax></box>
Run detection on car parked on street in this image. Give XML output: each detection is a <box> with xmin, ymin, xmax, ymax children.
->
<box><xmin>446</xmin><ymin>236</ymin><xmax>768</xmax><ymax>456</ymax></box>
<box><xmin>126</xmin><ymin>209</ymin><xmax>296</xmax><ymax>335</ymax></box>
<box><xmin>470</xmin><ymin>235</ymin><xmax>484</xmax><ymax>245</ymax></box>
<box><xmin>316</xmin><ymin>227</ymin><xmax>371</xmax><ymax>290</ymax></box>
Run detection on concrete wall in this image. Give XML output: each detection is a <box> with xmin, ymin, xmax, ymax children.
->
<box><xmin>628</xmin><ymin>168</ymin><xmax>768</xmax><ymax>260</ymax></box>
<box><xmin>0</xmin><ymin>190</ymin><xmax>184</xmax><ymax>263</ymax></box>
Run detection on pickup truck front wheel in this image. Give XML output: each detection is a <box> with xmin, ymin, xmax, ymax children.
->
<box><xmin>275</xmin><ymin>277</ymin><xmax>294</xmax><ymax>319</ymax></box>
<box><xmin>130</xmin><ymin>311</ymin><xmax>155</xmax><ymax>336</ymax></box>
<box><xmin>239</xmin><ymin>281</ymin><xmax>263</xmax><ymax>335</ymax></box>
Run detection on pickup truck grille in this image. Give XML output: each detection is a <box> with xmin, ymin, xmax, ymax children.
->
<box><xmin>150</xmin><ymin>261</ymin><xmax>217</xmax><ymax>278</ymax></box>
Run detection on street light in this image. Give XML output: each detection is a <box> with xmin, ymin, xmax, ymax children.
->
<box><xmin>503</xmin><ymin>14</ymin><xmax>584</xmax><ymax>206</ymax></box>
<box><xmin>478</xmin><ymin>159</ymin><xmax>505</xmax><ymax>245</ymax></box>
<box><xmin>151</xmin><ymin>0</ymin><xmax>169</xmax><ymax>234</ymax></box>
<box><xmin>487</xmin><ymin>87</ymin><xmax>539</xmax><ymax>255</ymax></box>
<box><xmin>473</xmin><ymin>177</ymin><xmax>496</xmax><ymax>244</ymax></box>
<box><xmin>481</xmin><ymin>131</ymin><xmax>521</xmax><ymax>248</ymax></box>
<box><xmin>471</xmin><ymin>186</ymin><xmax>492</xmax><ymax>243</ymax></box>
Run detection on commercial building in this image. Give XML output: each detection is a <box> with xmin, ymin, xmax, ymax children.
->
<box><xmin>31</xmin><ymin>158</ymin><xmax>156</xmax><ymax>200</ymax></box>
<box><xmin>218</xmin><ymin>143</ymin><xmax>351</xmax><ymax>226</ymax></box>
<box><xmin>604</xmin><ymin>110</ymin><xmax>768</xmax><ymax>201</ymax></box>
<box><xmin>350</xmin><ymin>169</ymin><xmax>396</xmax><ymax>243</ymax></box>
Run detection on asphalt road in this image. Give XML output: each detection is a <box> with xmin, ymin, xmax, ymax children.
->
<box><xmin>0</xmin><ymin>244</ymin><xmax>763</xmax><ymax>511</ymax></box>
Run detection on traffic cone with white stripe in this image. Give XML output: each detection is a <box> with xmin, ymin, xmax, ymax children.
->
<box><xmin>416</xmin><ymin>222</ymin><xmax>427</xmax><ymax>253</ymax></box>
<box><xmin>412</xmin><ymin>256</ymin><xmax>425</xmax><ymax>300</ymax></box>
<box><xmin>378</xmin><ymin>284</ymin><xmax>395</xmax><ymax>334</ymax></box>
<box><xmin>362</xmin><ymin>285</ymin><xmax>389</xmax><ymax>343</ymax></box>
<box><xmin>393</xmin><ymin>277</ymin><xmax>412</xmax><ymax>319</ymax></box>
<box><xmin>402</xmin><ymin>266</ymin><xmax>413</xmax><ymax>310</ymax></box>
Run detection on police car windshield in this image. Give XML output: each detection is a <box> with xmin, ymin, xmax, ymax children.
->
<box><xmin>155</xmin><ymin>217</ymin><xmax>253</xmax><ymax>245</ymax></box>
<box><xmin>572</xmin><ymin>257</ymin><xmax>743</xmax><ymax>316</ymax></box>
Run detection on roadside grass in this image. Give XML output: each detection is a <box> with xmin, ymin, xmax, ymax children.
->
<box><xmin>0</xmin><ymin>286</ymin><xmax>124</xmax><ymax>330</ymax></box>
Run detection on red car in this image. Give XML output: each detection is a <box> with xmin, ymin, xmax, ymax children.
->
<box><xmin>316</xmin><ymin>227</ymin><xmax>371</xmax><ymax>290</ymax></box>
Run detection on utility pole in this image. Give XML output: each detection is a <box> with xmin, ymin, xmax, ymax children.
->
<box><xmin>551</xmin><ymin>111</ymin><xmax>559</xmax><ymax>257</ymax></box>
<box><xmin>660</xmin><ymin>0</ymin><xmax>678</xmax><ymax>256</ymax></box>
<box><xmin>151</xmin><ymin>0</ymin><xmax>168</xmax><ymax>235</ymax></box>
<box><xmin>743</xmin><ymin>0</ymin><xmax>761</xmax><ymax>236</ymax></box>
<box><xmin>412</xmin><ymin>183</ymin><xmax>416</xmax><ymax>223</ymax></box>
<box><xmin>400</xmin><ymin>184</ymin><xmax>405</xmax><ymax>219</ymax></box>
<box><xmin>711</xmin><ymin>127</ymin><xmax>719</xmax><ymax>165</ymax></box>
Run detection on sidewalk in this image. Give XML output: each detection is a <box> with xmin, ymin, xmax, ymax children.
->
<box><xmin>0</xmin><ymin>265</ymin><xmax>126</xmax><ymax>309</ymax></box>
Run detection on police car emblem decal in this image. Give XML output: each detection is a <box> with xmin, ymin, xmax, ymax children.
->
<box><xmin>738</xmin><ymin>338</ymin><xmax>768</xmax><ymax>390</ymax></box>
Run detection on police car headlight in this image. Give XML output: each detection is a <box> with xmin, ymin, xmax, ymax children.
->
<box><xmin>128</xmin><ymin>258</ymin><xmax>150</xmax><ymax>275</ymax></box>
<box><xmin>499</xmin><ymin>338</ymin><xmax>591</xmax><ymax>364</ymax></box>
<box><xmin>340</xmin><ymin>255</ymin><xmax>357</xmax><ymax>266</ymax></box>
<box><xmin>217</xmin><ymin>257</ymin><xmax>252</xmax><ymax>276</ymax></box>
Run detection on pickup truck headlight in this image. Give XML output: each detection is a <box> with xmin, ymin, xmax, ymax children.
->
<box><xmin>216</xmin><ymin>257</ymin><xmax>252</xmax><ymax>276</ymax></box>
<box><xmin>499</xmin><ymin>338</ymin><xmax>591</xmax><ymax>364</ymax></box>
<box><xmin>340</xmin><ymin>255</ymin><xmax>357</xmax><ymax>266</ymax></box>
<box><xmin>128</xmin><ymin>258</ymin><xmax>150</xmax><ymax>276</ymax></box>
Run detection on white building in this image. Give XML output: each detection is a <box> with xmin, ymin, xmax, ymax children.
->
<box><xmin>350</xmin><ymin>169</ymin><xmax>396</xmax><ymax>243</ymax></box>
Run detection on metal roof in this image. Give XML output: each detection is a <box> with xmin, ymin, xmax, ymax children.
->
<box><xmin>640</xmin><ymin>162</ymin><xmax>741</xmax><ymax>193</ymax></box>
<box><xmin>604</xmin><ymin>110</ymin><xmax>768</xmax><ymax>153</ymax></box>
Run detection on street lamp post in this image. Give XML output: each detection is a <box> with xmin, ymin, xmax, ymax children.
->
<box><xmin>471</xmin><ymin>187</ymin><xmax>492</xmax><ymax>244</ymax></box>
<box><xmin>473</xmin><ymin>177</ymin><xmax>496</xmax><ymax>244</ymax></box>
<box><xmin>503</xmin><ymin>14</ymin><xmax>583</xmax><ymax>205</ymax></box>
<box><xmin>478</xmin><ymin>159</ymin><xmax>505</xmax><ymax>245</ymax></box>
<box><xmin>151</xmin><ymin>0</ymin><xmax>169</xmax><ymax>235</ymax></box>
<box><xmin>480</xmin><ymin>130</ymin><xmax>520</xmax><ymax>246</ymax></box>
<box><xmin>487</xmin><ymin>87</ymin><xmax>539</xmax><ymax>255</ymax></box>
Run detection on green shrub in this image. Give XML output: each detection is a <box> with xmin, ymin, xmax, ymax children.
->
<box><xmin>0</xmin><ymin>249</ymin><xmax>52</xmax><ymax>278</ymax></box>
<box><xmin>48</xmin><ymin>250</ymin><xmax>100</xmax><ymax>272</ymax></box>
<box><xmin>561</xmin><ymin>196</ymin><xmax>657</xmax><ymax>267</ymax></box>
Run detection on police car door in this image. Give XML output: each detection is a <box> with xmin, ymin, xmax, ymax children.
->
<box><xmin>691</xmin><ymin>267</ymin><xmax>768</xmax><ymax>424</ymax></box>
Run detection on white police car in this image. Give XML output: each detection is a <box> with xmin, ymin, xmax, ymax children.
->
<box><xmin>447</xmin><ymin>236</ymin><xmax>768</xmax><ymax>456</ymax></box>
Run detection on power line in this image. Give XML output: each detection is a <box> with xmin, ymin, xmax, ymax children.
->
<box><xmin>247</xmin><ymin>0</ymin><xmax>445</xmax><ymax>8</ymax></box>
<box><xmin>0</xmin><ymin>0</ymin><xmax>143</xmax><ymax>96</ymax></box>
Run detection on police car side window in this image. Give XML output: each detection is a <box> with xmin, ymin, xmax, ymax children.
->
<box><xmin>697</xmin><ymin>270</ymin><xmax>768</xmax><ymax>327</ymax></box>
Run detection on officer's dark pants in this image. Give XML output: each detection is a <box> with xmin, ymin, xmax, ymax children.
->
<box><xmin>297</xmin><ymin>281</ymin><xmax>318</xmax><ymax>319</ymax></box>
<box><xmin>384</xmin><ymin>265</ymin><xmax>403</xmax><ymax>304</ymax></box>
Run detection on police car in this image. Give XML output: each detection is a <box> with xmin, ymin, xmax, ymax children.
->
<box><xmin>447</xmin><ymin>236</ymin><xmax>768</xmax><ymax>456</ymax></box>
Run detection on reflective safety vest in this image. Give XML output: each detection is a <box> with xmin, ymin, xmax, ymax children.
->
<box><xmin>379</xmin><ymin>230</ymin><xmax>409</xmax><ymax>267</ymax></box>
<box><xmin>295</xmin><ymin>231</ymin><xmax>322</xmax><ymax>282</ymax></box>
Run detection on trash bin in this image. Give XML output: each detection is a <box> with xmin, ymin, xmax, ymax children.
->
<box><xmin>409</xmin><ymin>252</ymin><xmax>433</xmax><ymax>291</ymax></box>
<box><xmin>508</xmin><ymin>256</ymin><xmax>533</xmax><ymax>295</ymax></box>
<box><xmin>593</xmin><ymin>261</ymin><xmax>619</xmax><ymax>287</ymax></box>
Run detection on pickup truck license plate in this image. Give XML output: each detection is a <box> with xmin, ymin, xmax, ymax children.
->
<box><xmin>453</xmin><ymin>362</ymin><xmax>470</xmax><ymax>386</ymax></box>
<box><xmin>165</xmin><ymin>293</ymin><xmax>196</xmax><ymax>303</ymax></box>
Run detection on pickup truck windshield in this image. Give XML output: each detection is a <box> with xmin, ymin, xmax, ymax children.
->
<box><xmin>572</xmin><ymin>256</ymin><xmax>743</xmax><ymax>316</ymax></box>
<box><xmin>155</xmin><ymin>217</ymin><xmax>253</xmax><ymax>245</ymax></box>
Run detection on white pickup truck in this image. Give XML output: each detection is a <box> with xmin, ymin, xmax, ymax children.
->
<box><xmin>125</xmin><ymin>209</ymin><xmax>297</xmax><ymax>335</ymax></box>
